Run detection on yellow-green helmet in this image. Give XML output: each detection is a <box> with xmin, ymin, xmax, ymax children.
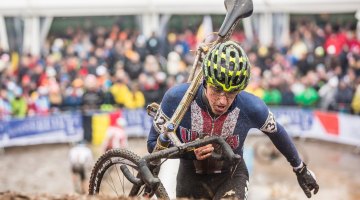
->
<box><xmin>202</xmin><ymin>40</ymin><xmax>250</xmax><ymax>92</ymax></box>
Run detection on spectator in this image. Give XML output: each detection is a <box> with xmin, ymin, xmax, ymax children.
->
<box><xmin>123</xmin><ymin>82</ymin><xmax>145</xmax><ymax>109</ymax></box>
<box><xmin>289</xmin><ymin>32</ymin><xmax>308</xmax><ymax>64</ymax></box>
<box><xmin>146</xmin><ymin>32</ymin><xmax>161</xmax><ymax>55</ymax></box>
<box><xmin>318</xmin><ymin>76</ymin><xmax>338</xmax><ymax>111</ymax></box>
<box><xmin>280</xmin><ymin>83</ymin><xmax>296</xmax><ymax>106</ymax></box>
<box><xmin>163</xmin><ymin>32</ymin><xmax>178</xmax><ymax>57</ymax></box>
<box><xmin>134</xmin><ymin>34</ymin><xmax>148</xmax><ymax>62</ymax></box>
<box><xmin>139</xmin><ymin>55</ymin><xmax>167</xmax><ymax>106</ymax></box>
<box><xmin>34</xmin><ymin>86</ymin><xmax>51</xmax><ymax>115</ymax></box>
<box><xmin>62</xmin><ymin>78</ymin><xmax>84</xmax><ymax>110</ymax></box>
<box><xmin>334</xmin><ymin>79</ymin><xmax>354</xmax><ymax>113</ymax></box>
<box><xmin>81</xmin><ymin>74</ymin><xmax>104</xmax><ymax>111</ymax></box>
<box><xmin>262</xmin><ymin>81</ymin><xmax>282</xmax><ymax>105</ymax></box>
<box><xmin>245</xmin><ymin>77</ymin><xmax>264</xmax><ymax>99</ymax></box>
<box><xmin>294</xmin><ymin>76</ymin><xmax>319</xmax><ymax>107</ymax></box>
<box><xmin>324</xmin><ymin>23</ymin><xmax>347</xmax><ymax>56</ymax></box>
<box><xmin>124</xmin><ymin>40</ymin><xmax>143</xmax><ymax>80</ymax></box>
<box><xmin>10</xmin><ymin>88</ymin><xmax>27</xmax><ymax>118</ymax></box>
<box><xmin>47</xmin><ymin>77</ymin><xmax>63</xmax><ymax>112</ymax></box>
<box><xmin>0</xmin><ymin>88</ymin><xmax>12</xmax><ymax>120</ymax></box>
<box><xmin>110</xmin><ymin>70</ymin><xmax>131</xmax><ymax>108</ymax></box>
<box><xmin>96</xmin><ymin>66</ymin><xmax>116</xmax><ymax>111</ymax></box>
<box><xmin>166</xmin><ymin>51</ymin><xmax>181</xmax><ymax>76</ymax></box>
<box><xmin>245</xmin><ymin>66</ymin><xmax>265</xmax><ymax>98</ymax></box>
<box><xmin>351</xmin><ymin>81</ymin><xmax>360</xmax><ymax>114</ymax></box>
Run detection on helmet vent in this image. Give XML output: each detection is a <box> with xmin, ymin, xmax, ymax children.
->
<box><xmin>202</xmin><ymin>40</ymin><xmax>251</xmax><ymax>92</ymax></box>
<box><xmin>229</xmin><ymin>61</ymin><xmax>235</xmax><ymax>70</ymax></box>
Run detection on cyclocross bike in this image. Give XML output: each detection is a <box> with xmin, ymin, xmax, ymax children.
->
<box><xmin>88</xmin><ymin>0</ymin><xmax>254</xmax><ymax>198</ymax></box>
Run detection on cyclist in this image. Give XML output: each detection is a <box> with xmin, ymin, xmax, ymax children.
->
<box><xmin>147</xmin><ymin>40</ymin><xmax>319</xmax><ymax>199</ymax></box>
<box><xmin>102</xmin><ymin>117</ymin><xmax>128</xmax><ymax>152</ymax></box>
<box><xmin>69</xmin><ymin>140</ymin><xmax>93</xmax><ymax>194</ymax></box>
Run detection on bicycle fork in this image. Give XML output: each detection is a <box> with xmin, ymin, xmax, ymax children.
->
<box><xmin>120</xmin><ymin>159</ymin><xmax>161</xmax><ymax>197</ymax></box>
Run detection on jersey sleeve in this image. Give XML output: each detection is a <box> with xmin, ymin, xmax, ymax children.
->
<box><xmin>245</xmin><ymin>94</ymin><xmax>302</xmax><ymax>167</ymax></box>
<box><xmin>146</xmin><ymin>85</ymin><xmax>185</xmax><ymax>153</ymax></box>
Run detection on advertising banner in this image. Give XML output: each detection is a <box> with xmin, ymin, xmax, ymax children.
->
<box><xmin>2</xmin><ymin>107</ymin><xmax>359</xmax><ymax>148</ymax></box>
<box><xmin>0</xmin><ymin>113</ymin><xmax>83</xmax><ymax>148</ymax></box>
<box><xmin>269</xmin><ymin>107</ymin><xmax>360</xmax><ymax>146</ymax></box>
<box><xmin>122</xmin><ymin>108</ymin><xmax>152</xmax><ymax>137</ymax></box>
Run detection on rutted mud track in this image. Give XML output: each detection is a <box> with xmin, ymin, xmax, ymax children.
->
<box><xmin>0</xmin><ymin>191</ymin><xmax>136</xmax><ymax>200</ymax></box>
<box><xmin>1</xmin><ymin>137</ymin><xmax>360</xmax><ymax>200</ymax></box>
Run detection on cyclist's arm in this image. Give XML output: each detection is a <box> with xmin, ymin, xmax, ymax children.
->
<box><xmin>147</xmin><ymin>126</ymin><xmax>160</xmax><ymax>153</ymax></box>
<box><xmin>266</xmin><ymin>122</ymin><xmax>302</xmax><ymax>167</ymax></box>
<box><xmin>147</xmin><ymin>84</ymin><xmax>189</xmax><ymax>153</ymax></box>
<box><xmin>245</xmin><ymin>94</ymin><xmax>302</xmax><ymax>167</ymax></box>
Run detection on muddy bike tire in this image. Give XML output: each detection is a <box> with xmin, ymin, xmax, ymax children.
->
<box><xmin>88</xmin><ymin>148</ymin><xmax>169</xmax><ymax>199</ymax></box>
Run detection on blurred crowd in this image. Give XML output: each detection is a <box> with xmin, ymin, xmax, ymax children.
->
<box><xmin>244</xmin><ymin>21</ymin><xmax>360</xmax><ymax>114</ymax></box>
<box><xmin>0</xmin><ymin>18</ymin><xmax>360</xmax><ymax>120</ymax></box>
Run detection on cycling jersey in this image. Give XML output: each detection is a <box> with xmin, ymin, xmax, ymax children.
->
<box><xmin>147</xmin><ymin>83</ymin><xmax>302</xmax><ymax>168</ymax></box>
<box><xmin>147</xmin><ymin>82</ymin><xmax>303</xmax><ymax>199</ymax></box>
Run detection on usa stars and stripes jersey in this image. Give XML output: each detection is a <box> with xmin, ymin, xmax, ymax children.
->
<box><xmin>147</xmin><ymin>83</ymin><xmax>302</xmax><ymax>167</ymax></box>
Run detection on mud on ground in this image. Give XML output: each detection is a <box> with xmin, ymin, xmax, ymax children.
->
<box><xmin>0</xmin><ymin>191</ymin><xmax>137</xmax><ymax>200</ymax></box>
<box><xmin>1</xmin><ymin>136</ymin><xmax>360</xmax><ymax>200</ymax></box>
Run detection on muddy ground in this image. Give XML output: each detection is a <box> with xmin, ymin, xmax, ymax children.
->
<box><xmin>0</xmin><ymin>136</ymin><xmax>360</xmax><ymax>200</ymax></box>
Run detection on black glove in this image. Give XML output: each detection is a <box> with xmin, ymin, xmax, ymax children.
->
<box><xmin>294</xmin><ymin>163</ymin><xmax>319</xmax><ymax>198</ymax></box>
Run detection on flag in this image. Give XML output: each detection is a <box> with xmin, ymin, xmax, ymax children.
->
<box><xmin>196</xmin><ymin>15</ymin><xmax>213</xmax><ymax>46</ymax></box>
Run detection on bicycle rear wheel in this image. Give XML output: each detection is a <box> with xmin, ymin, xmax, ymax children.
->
<box><xmin>88</xmin><ymin>148</ymin><xmax>169</xmax><ymax>199</ymax></box>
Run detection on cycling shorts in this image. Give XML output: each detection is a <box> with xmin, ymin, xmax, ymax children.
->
<box><xmin>176</xmin><ymin>158</ymin><xmax>249</xmax><ymax>200</ymax></box>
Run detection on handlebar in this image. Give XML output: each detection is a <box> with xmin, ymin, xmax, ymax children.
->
<box><xmin>146</xmin><ymin>136</ymin><xmax>240</xmax><ymax>163</ymax></box>
<box><xmin>137</xmin><ymin>136</ymin><xmax>241</xmax><ymax>190</ymax></box>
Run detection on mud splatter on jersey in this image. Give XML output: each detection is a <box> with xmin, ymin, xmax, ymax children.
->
<box><xmin>147</xmin><ymin>83</ymin><xmax>302</xmax><ymax>167</ymax></box>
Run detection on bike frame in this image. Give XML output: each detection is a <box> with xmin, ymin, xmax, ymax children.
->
<box><xmin>151</xmin><ymin>0</ymin><xmax>254</xmax><ymax>150</ymax></box>
<box><xmin>139</xmin><ymin>0</ymin><xmax>254</xmax><ymax>193</ymax></box>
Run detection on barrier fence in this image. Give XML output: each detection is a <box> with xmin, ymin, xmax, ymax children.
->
<box><xmin>270</xmin><ymin>107</ymin><xmax>360</xmax><ymax>146</ymax></box>
<box><xmin>1</xmin><ymin>107</ymin><xmax>359</xmax><ymax>148</ymax></box>
<box><xmin>0</xmin><ymin>112</ymin><xmax>83</xmax><ymax>148</ymax></box>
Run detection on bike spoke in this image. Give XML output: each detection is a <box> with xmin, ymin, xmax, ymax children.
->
<box><xmin>105</xmin><ymin>168</ymin><xmax>120</xmax><ymax>197</ymax></box>
<box><xmin>115</xmin><ymin>163</ymin><xmax>125</xmax><ymax>194</ymax></box>
<box><xmin>89</xmin><ymin>149</ymin><xmax>169</xmax><ymax>199</ymax></box>
<box><xmin>138</xmin><ymin>186</ymin><xmax>145</xmax><ymax>197</ymax></box>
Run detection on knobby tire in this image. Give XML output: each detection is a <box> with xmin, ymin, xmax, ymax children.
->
<box><xmin>88</xmin><ymin>148</ymin><xmax>169</xmax><ymax>199</ymax></box>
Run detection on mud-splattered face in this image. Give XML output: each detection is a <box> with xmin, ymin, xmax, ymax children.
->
<box><xmin>205</xmin><ymin>84</ymin><xmax>239</xmax><ymax>116</ymax></box>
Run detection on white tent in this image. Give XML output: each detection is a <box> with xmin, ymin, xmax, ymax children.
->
<box><xmin>0</xmin><ymin>0</ymin><xmax>359</xmax><ymax>55</ymax></box>
<box><xmin>0</xmin><ymin>0</ymin><xmax>359</xmax><ymax>16</ymax></box>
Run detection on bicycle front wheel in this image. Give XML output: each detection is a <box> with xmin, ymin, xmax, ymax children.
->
<box><xmin>88</xmin><ymin>148</ymin><xmax>168</xmax><ymax>199</ymax></box>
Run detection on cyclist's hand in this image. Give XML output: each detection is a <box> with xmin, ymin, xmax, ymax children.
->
<box><xmin>294</xmin><ymin>163</ymin><xmax>319</xmax><ymax>198</ymax></box>
<box><xmin>194</xmin><ymin>144</ymin><xmax>214</xmax><ymax>160</ymax></box>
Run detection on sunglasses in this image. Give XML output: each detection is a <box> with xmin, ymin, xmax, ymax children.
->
<box><xmin>206</xmin><ymin>83</ymin><xmax>240</xmax><ymax>99</ymax></box>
